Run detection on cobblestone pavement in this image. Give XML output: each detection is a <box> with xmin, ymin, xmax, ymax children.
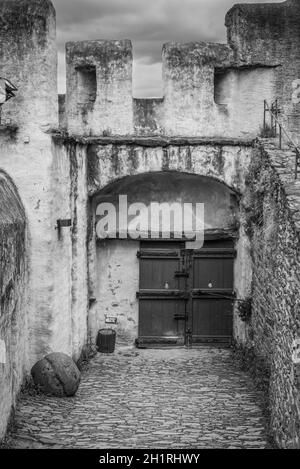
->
<box><xmin>5</xmin><ymin>347</ymin><xmax>272</xmax><ymax>449</ymax></box>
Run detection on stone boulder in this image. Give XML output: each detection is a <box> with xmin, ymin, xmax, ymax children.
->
<box><xmin>31</xmin><ymin>353</ymin><xmax>81</xmax><ymax>397</ymax></box>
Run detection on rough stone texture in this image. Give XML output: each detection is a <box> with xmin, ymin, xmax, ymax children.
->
<box><xmin>48</xmin><ymin>141</ymin><xmax>89</xmax><ymax>360</ymax></box>
<box><xmin>66</xmin><ymin>40</ymin><xmax>133</xmax><ymax>136</ymax></box>
<box><xmin>5</xmin><ymin>348</ymin><xmax>272</xmax><ymax>449</ymax></box>
<box><xmin>0</xmin><ymin>0</ymin><xmax>65</xmax><ymax>366</ymax></box>
<box><xmin>69</xmin><ymin>143</ymin><xmax>89</xmax><ymax>357</ymax></box>
<box><xmin>0</xmin><ymin>0</ymin><xmax>58</xmax><ymax>131</ymax></box>
<box><xmin>237</xmin><ymin>140</ymin><xmax>300</xmax><ymax>448</ymax></box>
<box><xmin>86</xmin><ymin>141</ymin><xmax>253</xmax><ymax>196</ymax></box>
<box><xmin>133</xmin><ymin>98</ymin><xmax>164</xmax><ymax>136</ymax></box>
<box><xmin>213</xmin><ymin>66</ymin><xmax>276</xmax><ymax>137</ymax></box>
<box><xmin>226</xmin><ymin>0</ymin><xmax>300</xmax><ymax>143</ymax></box>
<box><xmin>64</xmin><ymin>38</ymin><xmax>276</xmax><ymax>138</ymax></box>
<box><xmin>0</xmin><ymin>2</ymin><xmax>89</xmax><ymax>418</ymax></box>
<box><xmin>162</xmin><ymin>42</ymin><xmax>276</xmax><ymax>137</ymax></box>
<box><xmin>94</xmin><ymin>240</ymin><xmax>139</xmax><ymax>345</ymax></box>
<box><xmin>31</xmin><ymin>353</ymin><xmax>81</xmax><ymax>397</ymax></box>
<box><xmin>0</xmin><ymin>170</ymin><xmax>27</xmax><ymax>440</ymax></box>
<box><xmin>58</xmin><ymin>94</ymin><xmax>67</xmax><ymax>130</ymax></box>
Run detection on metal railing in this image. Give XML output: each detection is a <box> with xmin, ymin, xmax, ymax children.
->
<box><xmin>263</xmin><ymin>100</ymin><xmax>300</xmax><ymax>180</ymax></box>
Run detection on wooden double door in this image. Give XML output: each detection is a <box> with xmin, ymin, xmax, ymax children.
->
<box><xmin>136</xmin><ymin>239</ymin><xmax>235</xmax><ymax>347</ymax></box>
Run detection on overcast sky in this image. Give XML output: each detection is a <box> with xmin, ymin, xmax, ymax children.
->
<box><xmin>52</xmin><ymin>0</ymin><xmax>283</xmax><ymax>97</ymax></box>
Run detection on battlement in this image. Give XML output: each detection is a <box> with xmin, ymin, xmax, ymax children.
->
<box><xmin>1</xmin><ymin>0</ymin><xmax>300</xmax><ymax>139</ymax></box>
<box><xmin>62</xmin><ymin>37</ymin><xmax>276</xmax><ymax>138</ymax></box>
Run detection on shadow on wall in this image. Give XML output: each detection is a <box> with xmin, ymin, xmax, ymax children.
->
<box><xmin>92</xmin><ymin>171</ymin><xmax>240</xmax><ymax>234</ymax></box>
<box><xmin>0</xmin><ymin>170</ymin><xmax>27</xmax><ymax>441</ymax></box>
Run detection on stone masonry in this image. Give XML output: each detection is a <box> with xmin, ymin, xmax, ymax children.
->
<box><xmin>4</xmin><ymin>348</ymin><xmax>272</xmax><ymax>449</ymax></box>
<box><xmin>236</xmin><ymin>140</ymin><xmax>300</xmax><ymax>448</ymax></box>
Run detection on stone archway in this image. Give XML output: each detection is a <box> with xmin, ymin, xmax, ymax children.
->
<box><xmin>87</xmin><ymin>170</ymin><xmax>243</xmax><ymax>346</ymax></box>
<box><xmin>87</xmin><ymin>141</ymin><xmax>252</xmax><ymax>198</ymax></box>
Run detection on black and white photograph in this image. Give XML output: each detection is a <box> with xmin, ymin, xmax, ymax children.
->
<box><xmin>0</xmin><ymin>0</ymin><xmax>300</xmax><ymax>458</ymax></box>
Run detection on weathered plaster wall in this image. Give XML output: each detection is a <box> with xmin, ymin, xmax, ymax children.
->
<box><xmin>0</xmin><ymin>170</ymin><xmax>27</xmax><ymax>440</ymax></box>
<box><xmin>233</xmin><ymin>223</ymin><xmax>252</xmax><ymax>344</ymax></box>
<box><xmin>49</xmin><ymin>141</ymin><xmax>72</xmax><ymax>357</ymax></box>
<box><xmin>69</xmin><ymin>143</ymin><xmax>89</xmax><ymax>358</ymax></box>
<box><xmin>66</xmin><ymin>40</ymin><xmax>133</xmax><ymax>136</ymax></box>
<box><xmin>133</xmin><ymin>99</ymin><xmax>164</xmax><ymax>136</ymax></box>
<box><xmin>162</xmin><ymin>43</ymin><xmax>275</xmax><ymax>137</ymax></box>
<box><xmin>0</xmin><ymin>0</ymin><xmax>58</xmax><ymax>131</ymax></box>
<box><xmin>236</xmin><ymin>141</ymin><xmax>300</xmax><ymax>448</ymax></box>
<box><xmin>48</xmin><ymin>139</ymin><xmax>89</xmax><ymax>361</ymax></box>
<box><xmin>214</xmin><ymin>66</ymin><xmax>276</xmax><ymax>137</ymax></box>
<box><xmin>58</xmin><ymin>94</ymin><xmax>67</xmax><ymax>130</ymax></box>
<box><xmin>94</xmin><ymin>240</ymin><xmax>139</xmax><ymax>345</ymax></box>
<box><xmin>86</xmin><ymin>140</ymin><xmax>253</xmax><ymax>196</ymax></box>
<box><xmin>226</xmin><ymin>0</ymin><xmax>300</xmax><ymax>141</ymax></box>
<box><xmin>63</xmin><ymin>38</ymin><xmax>276</xmax><ymax>139</ymax></box>
<box><xmin>0</xmin><ymin>0</ymin><xmax>61</xmax><ymax>365</ymax></box>
<box><xmin>0</xmin><ymin>1</ymin><xmax>87</xmax><ymax>367</ymax></box>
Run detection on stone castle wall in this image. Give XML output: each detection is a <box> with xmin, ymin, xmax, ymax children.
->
<box><xmin>226</xmin><ymin>0</ymin><xmax>300</xmax><ymax>142</ymax></box>
<box><xmin>0</xmin><ymin>170</ymin><xmax>27</xmax><ymax>440</ymax></box>
<box><xmin>0</xmin><ymin>0</ymin><xmax>88</xmax><ymax>373</ymax></box>
<box><xmin>63</xmin><ymin>39</ymin><xmax>276</xmax><ymax>138</ymax></box>
<box><xmin>236</xmin><ymin>141</ymin><xmax>300</xmax><ymax>448</ymax></box>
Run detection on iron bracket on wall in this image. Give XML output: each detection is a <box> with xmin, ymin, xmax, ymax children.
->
<box><xmin>56</xmin><ymin>219</ymin><xmax>72</xmax><ymax>238</ymax></box>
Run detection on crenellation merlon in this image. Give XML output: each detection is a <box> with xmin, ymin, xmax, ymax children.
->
<box><xmin>162</xmin><ymin>42</ymin><xmax>234</xmax><ymax>70</ymax></box>
<box><xmin>66</xmin><ymin>40</ymin><xmax>132</xmax><ymax>76</ymax></box>
<box><xmin>0</xmin><ymin>0</ymin><xmax>56</xmax><ymax>46</ymax></box>
<box><xmin>65</xmin><ymin>39</ymin><xmax>134</xmax><ymax>136</ymax></box>
<box><xmin>0</xmin><ymin>0</ymin><xmax>57</xmax><ymax>132</ymax></box>
<box><xmin>1</xmin><ymin>0</ymin><xmax>300</xmax><ymax>140</ymax></box>
<box><xmin>225</xmin><ymin>0</ymin><xmax>300</xmax><ymax>64</ymax></box>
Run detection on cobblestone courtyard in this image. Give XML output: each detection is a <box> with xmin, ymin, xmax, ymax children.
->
<box><xmin>5</xmin><ymin>347</ymin><xmax>272</xmax><ymax>449</ymax></box>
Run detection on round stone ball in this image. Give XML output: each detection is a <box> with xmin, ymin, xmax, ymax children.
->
<box><xmin>31</xmin><ymin>353</ymin><xmax>81</xmax><ymax>397</ymax></box>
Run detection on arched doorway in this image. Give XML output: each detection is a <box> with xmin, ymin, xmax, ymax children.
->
<box><xmin>90</xmin><ymin>172</ymin><xmax>240</xmax><ymax>347</ymax></box>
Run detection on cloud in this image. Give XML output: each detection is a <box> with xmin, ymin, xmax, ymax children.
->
<box><xmin>52</xmin><ymin>0</ymin><xmax>284</xmax><ymax>96</ymax></box>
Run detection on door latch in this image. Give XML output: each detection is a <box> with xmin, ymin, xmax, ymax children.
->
<box><xmin>174</xmin><ymin>313</ymin><xmax>186</xmax><ymax>320</ymax></box>
<box><xmin>174</xmin><ymin>271</ymin><xmax>189</xmax><ymax>278</ymax></box>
